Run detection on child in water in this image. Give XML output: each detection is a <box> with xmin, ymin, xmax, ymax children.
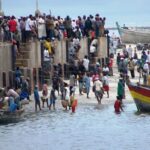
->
<box><xmin>70</xmin><ymin>95</ymin><xmax>78</xmax><ymax>113</ymax></box>
<box><xmin>49</xmin><ymin>88</ymin><xmax>56</xmax><ymax>110</ymax></box>
<box><xmin>34</xmin><ymin>85</ymin><xmax>42</xmax><ymax>112</ymax></box>
<box><xmin>114</xmin><ymin>96</ymin><xmax>123</xmax><ymax>113</ymax></box>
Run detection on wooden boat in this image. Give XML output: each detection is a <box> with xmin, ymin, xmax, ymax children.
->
<box><xmin>0</xmin><ymin>109</ymin><xmax>24</xmax><ymax>123</ymax></box>
<box><xmin>116</xmin><ymin>22</ymin><xmax>150</xmax><ymax>44</ymax></box>
<box><xmin>128</xmin><ymin>83</ymin><xmax>150</xmax><ymax>112</ymax></box>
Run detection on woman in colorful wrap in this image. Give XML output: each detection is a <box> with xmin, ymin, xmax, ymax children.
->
<box><xmin>70</xmin><ymin>95</ymin><xmax>78</xmax><ymax>113</ymax></box>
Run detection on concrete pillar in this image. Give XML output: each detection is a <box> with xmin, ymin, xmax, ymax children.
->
<box><xmin>78</xmin><ymin>38</ymin><xmax>88</xmax><ymax>60</ymax></box>
<box><xmin>98</xmin><ymin>37</ymin><xmax>108</xmax><ymax>59</ymax></box>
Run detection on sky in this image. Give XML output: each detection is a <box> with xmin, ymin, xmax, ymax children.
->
<box><xmin>2</xmin><ymin>0</ymin><xmax>150</xmax><ymax>27</ymax></box>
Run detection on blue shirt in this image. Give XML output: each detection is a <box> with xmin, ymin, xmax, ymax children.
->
<box><xmin>34</xmin><ymin>89</ymin><xmax>40</xmax><ymax>101</ymax></box>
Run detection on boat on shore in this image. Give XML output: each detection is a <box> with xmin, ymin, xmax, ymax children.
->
<box><xmin>128</xmin><ymin>83</ymin><xmax>150</xmax><ymax>112</ymax></box>
<box><xmin>116</xmin><ymin>22</ymin><xmax>150</xmax><ymax>44</ymax></box>
<box><xmin>0</xmin><ymin>109</ymin><xmax>24</xmax><ymax>123</ymax></box>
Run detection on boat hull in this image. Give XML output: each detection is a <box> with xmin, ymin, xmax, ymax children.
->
<box><xmin>0</xmin><ymin>109</ymin><xmax>24</xmax><ymax>123</ymax></box>
<box><xmin>128</xmin><ymin>84</ymin><xmax>150</xmax><ymax>112</ymax></box>
<box><xmin>119</xmin><ymin>28</ymin><xmax>150</xmax><ymax>44</ymax></box>
<box><xmin>116</xmin><ymin>22</ymin><xmax>150</xmax><ymax>44</ymax></box>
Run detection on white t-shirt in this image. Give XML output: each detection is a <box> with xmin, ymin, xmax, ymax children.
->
<box><xmin>83</xmin><ymin>58</ymin><xmax>89</xmax><ymax>71</ymax></box>
<box><xmin>147</xmin><ymin>54</ymin><xmax>150</xmax><ymax>63</ymax></box>
<box><xmin>65</xmin><ymin>87</ymin><xmax>70</xmax><ymax>100</ymax></box>
<box><xmin>44</xmin><ymin>49</ymin><xmax>50</xmax><ymax>62</ymax></box>
<box><xmin>103</xmin><ymin>67</ymin><xmax>109</xmax><ymax>73</ymax></box>
<box><xmin>25</xmin><ymin>18</ymin><xmax>32</xmax><ymax>31</ymax></box>
<box><xmin>90</xmin><ymin>39</ymin><xmax>97</xmax><ymax>53</ymax></box>
<box><xmin>127</xmin><ymin>47</ymin><xmax>133</xmax><ymax>58</ymax></box>
<box><xmin>38</xmin><ymin>17</ymin><xmax>46</xmax><ymax>38</ymax></box>
<box><xmin>94</xmin><ymin>80</ymin><xmax>102</xmax><ymax>91</ymax></box>
<box><xmin>102</xmin><ymin>76</ymin><xmax>109</xmax><ymax>86</ymax></box>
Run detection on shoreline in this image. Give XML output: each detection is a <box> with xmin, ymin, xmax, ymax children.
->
<box><xmin>24</xmin><ymin>51</ymin><xmax>137</xmax><ymax>113</ymax></box>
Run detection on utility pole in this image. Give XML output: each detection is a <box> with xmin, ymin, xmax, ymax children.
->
<box><xmin>0</xmin><ymin>0</ymin><xmax>4</xmax><ymax>16</ymax></box>
<box><xmin>35</xmin><ymin>0</ymin><xmax>41</xmax><ymax>17</ymax></box>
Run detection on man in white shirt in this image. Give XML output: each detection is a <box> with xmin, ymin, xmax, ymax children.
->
<box><xmin>44</xmin><ymin>48</ymin><xmax>50</xmax><ymax>62</ymax></box>
<box><xmin>147</xmin><ymin>51</ymin><xmax>150</xmax><ymax>63</ymax></box>
<box><xmin>83</xmin><ymin>55</ymin><xmax>89</xmax><ymax>71</ymax></box>
<box><xmin>25</xmin><ymin>15</ymin><xmax>33</xmax><ymax>42</ymax></box>
<box><xmin>93</xmin><ymin>78</ymin><xmax>103</xmax><ymax>104</ymax></box>
<box><xmin>127</xmin><ymin>45</ymin><xmax>133</xmax><ymax>58</ymax></box>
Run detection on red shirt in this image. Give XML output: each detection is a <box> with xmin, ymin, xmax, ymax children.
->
<box><xmin>114</xmin><ymin>100</ymin><xmax>121</xmax><ymax>113</ymax></box>
<box><xmin>109</xmin><ymin>58</ymin><xmax>113</xmax><ymax>68</ymax></box>
<box><xmin>8</xmin><ymin>19</ymin><xmax>17</xmax><ymax>32</ymax></box>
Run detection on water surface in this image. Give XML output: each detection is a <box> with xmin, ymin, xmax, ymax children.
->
<box><xmin>0</xmin><ymin>103</ymin><xmax>150</xmax><ymax>150</ymax></box>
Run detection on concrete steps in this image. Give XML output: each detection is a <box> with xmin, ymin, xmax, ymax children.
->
<box><xmin>15</xmin><ymin>43</ymin><xmax>31</xmax><ymax>68</ymax></box>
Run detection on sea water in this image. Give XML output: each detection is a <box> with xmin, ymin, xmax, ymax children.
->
<box><xmin>0</xmin><ymin>103</ymin><xmax>150</xmax><ymax>150</ymax></box>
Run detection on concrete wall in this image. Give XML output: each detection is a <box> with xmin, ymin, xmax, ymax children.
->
<box><xmin>98</xmin><ymin>37</ymin><xmax>108</xmax><ymax>58</ymax></box>
<box><xmin>54</xmin><ymin>39</ymin><xmax>66</xmax><ymax>64</ymax></box>
<box><xmin>78</xmin><ymin>38</ymin><xmax>88</xmax><ymax>60</ymax></box>
<box><xmin>29</xmin><ymin>41</ymin><xmax>41</xmax><ymax>68</ymax></box>
<box><xmin>0</xmin><ymin>43</ymin><xmax>12</xmax><ymax>87</ymax></box>
<box><xmin>0</xmin><ymin>37</ymin><xmax>108</xmax><ymax>87</ymax></box>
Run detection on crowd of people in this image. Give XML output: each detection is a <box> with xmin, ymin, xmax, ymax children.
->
<box><xmin>117</xmin><ymin>45</ymin><xmax>150</xmax><ymax>85</ymax></box>
<box><xmin>0</xmin><ymin>13</ymin><xmax>106</xmax><ymax>43</ymax></box>
<box><xmin>1</xmin><ymin>13</ymin><xmax>150</xmax><ymax>115</ymax></box>
<box><xmin>1</xmin><ymin>43</ymin><xmax>150</xmax><ymax>114</ymax></box>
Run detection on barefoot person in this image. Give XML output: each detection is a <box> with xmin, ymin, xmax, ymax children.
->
<box><xmin>114</xmin><ymin>96</ymin><xmax>123</xmax><ymax>113</ymax></box>
<box><xmin>49</xmin><ymin>88</ymin><xmax>57</xmax><ymax>110</ymax></box>
<box><xmin>102</xmin><ymin>74</ymin><xmax>109</xmax><ymax>98</ymax></box>
<box><xmin>34</xmin><ymin>85</ymin><xmax>41</xmax><ymax>112</ymax></box>
<box><xmin>61</xmin><ymin>83</ymin><xmax>70</xmax><ymax>110</ymax></box>
<box><xmin>41</xmin><ymin>82</ymin><xmax>48</xmax><ymax>108</ymax></box>
<box><xmin>93</xmin><ymin>77</ymin><xmax>103</xmax><ymax>104</ymax></box>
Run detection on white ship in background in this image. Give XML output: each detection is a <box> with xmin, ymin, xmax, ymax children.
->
<box><xmin>116</xmin><ymin>22</ymin><xmax>150</xmax><ymax>44</ymax></box>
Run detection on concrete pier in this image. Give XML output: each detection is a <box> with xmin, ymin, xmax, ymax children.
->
<box><xmin>0</xmin><ymin>37</ymin><xmax>108</xmax><ymax>88</ymax></box>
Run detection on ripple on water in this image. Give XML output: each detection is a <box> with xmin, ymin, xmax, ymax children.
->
<box><xmin>1</xmin><ymin>103</ymin><xmax>150</xmax><ymax>150</ymax></box>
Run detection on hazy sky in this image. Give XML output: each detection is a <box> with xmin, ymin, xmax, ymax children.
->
<box><xmin>2</xmin><ymin>0</ymin><xmax>150</xmax><ymax>27</ymax></box>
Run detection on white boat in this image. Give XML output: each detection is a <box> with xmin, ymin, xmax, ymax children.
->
<box><xmin>116</xmin><ymin>22</ymin><xmax>150</xmax><ymax>44</ymax></box>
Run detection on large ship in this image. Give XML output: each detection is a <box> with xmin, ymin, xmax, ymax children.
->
<box><xmin>116</xmin><ymin>22</ymin><xmax>150</xmax><ymax>44</ymax></box>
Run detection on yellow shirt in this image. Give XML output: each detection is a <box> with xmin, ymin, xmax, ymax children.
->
<box><xmin>44</xmin><ymin>40</ymin><xmax>52</xmax><ymax>54</ymax></box>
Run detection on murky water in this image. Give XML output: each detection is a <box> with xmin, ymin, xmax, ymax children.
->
<box><xmin>0</xmin><ymin>103</ymin><xmax>150</xmax><ymax>150</ymax></box>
